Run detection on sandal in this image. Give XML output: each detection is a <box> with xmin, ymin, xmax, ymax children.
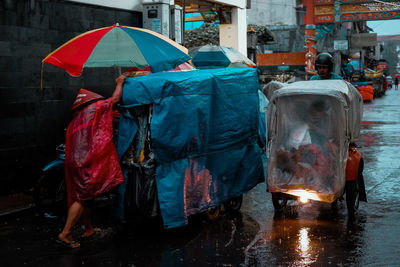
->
<box><xmin>56</xmin><ymin>238</ymin><xmax>81</xmax><ymax>249</ymax></box>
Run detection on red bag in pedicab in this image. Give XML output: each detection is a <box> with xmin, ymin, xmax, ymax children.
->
<box><xmin>65</xmin><ymin>89</ymin><xmax>124</xmax><ymax>207</ymax></box>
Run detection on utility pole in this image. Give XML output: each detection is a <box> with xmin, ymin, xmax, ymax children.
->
<box><xmin>304</xmin><ymin>0</ymin><xmax>316</xmax><ymax>79</ymax></box>
<box><xmin>333</xmin><ymin>0</ymin><xmax>341</xmax><ymax>74</ymax></box>
<box><xmin>181</xmin><ymin>0</ymin><xmax>186</xmax><ymax>46</ymax></box>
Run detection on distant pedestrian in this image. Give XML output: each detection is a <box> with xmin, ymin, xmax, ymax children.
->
<box><xmin>395</xmin><ymin>77</ymin><xmax>399</xmax><ymax>90</ymax></box>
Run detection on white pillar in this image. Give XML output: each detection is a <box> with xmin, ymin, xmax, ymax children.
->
<box><xmin>219</xmin><ymin>6</ymin><xmax>247</xmax><ymax>56</ymax></box>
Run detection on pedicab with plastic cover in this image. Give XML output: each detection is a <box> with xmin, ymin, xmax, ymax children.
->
<box><xmin>116</xmin><ymin>68</ymin><xmax>265</xmax><ymax>229</ymax></box>
<box><xmin>265</xmin><ymin>80</ymin><xmax>367</xmax><ymax>215</ymax></box>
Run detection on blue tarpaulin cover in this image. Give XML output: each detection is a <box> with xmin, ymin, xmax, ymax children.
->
<box><xmin>192</xmin><ymin>51</ymin><xmax>231</xmax><ymax>68</ymax></box>
<box><xmin>117</xmin><ymin>68</ymin><xmax>265</xmax><ymax>228</ymax></box>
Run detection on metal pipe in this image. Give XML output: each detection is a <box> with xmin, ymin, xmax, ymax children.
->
<box><xmin>182</xmin><ymin>0</ymin><xmax>186</xmax><ymax>45</ymax></box>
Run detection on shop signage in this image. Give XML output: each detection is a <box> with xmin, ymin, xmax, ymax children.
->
<box><xmin>350</xmin><ymin>33</ymin><xmax>377</xmax><ymax>48</ymax></box>
<box><xmin>334</xmin><ymin>40</ymin><xmax>348</xmax><ymax>50</ymax></box>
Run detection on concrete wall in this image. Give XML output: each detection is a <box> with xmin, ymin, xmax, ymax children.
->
<box><xmin>247</xmin><ymin>0</ymin><xmax>296</xmax><ymax>26</ymax></box>
<box><xmin>220</xmin><ymin>6</ymin><xmax>247</xmax><ymax>56</ymax></box>
<box><xmin>68</xmin><ymin>0</ymin><xmax>142</xmax><ymax>11</ymax></box>
<box><xmin>0</xmin><ymin>0</ymin><xmax>141</xmax><ymax>194</ymax></box>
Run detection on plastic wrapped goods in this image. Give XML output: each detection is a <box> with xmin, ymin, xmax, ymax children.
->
<box><xmin>118</xmin><ymin>68</ymin><xmax>265</xmax><ymax>228</ymax></box>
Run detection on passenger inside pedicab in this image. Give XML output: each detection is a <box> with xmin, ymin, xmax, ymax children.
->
<box><xmin>273</xmin><ymin>96</ymin><xmax>342</xmax><ymax>197</ymax></box>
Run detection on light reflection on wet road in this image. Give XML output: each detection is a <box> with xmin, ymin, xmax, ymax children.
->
<box><xmin>2</xmin><ymin>89</ymin><xmax>400</xmax><ymax>267</ymax></box>
<box><xmin>244</xmin><ymin>88</ymin><xmax>400</xmax><ymax>266</ymax></box>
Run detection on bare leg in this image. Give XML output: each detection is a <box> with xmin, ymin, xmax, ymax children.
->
<box><xmin>58</xmin><ymin>201</ymin><xmax>84</xmax><ymax>247</ymax></box>
<box><xmin>82</xmin><ymin>208</ymin><xmax>95</xmax><ymax>237</ymax></box>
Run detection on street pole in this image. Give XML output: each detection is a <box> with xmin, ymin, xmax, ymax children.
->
<box><xmin>304</xmin><ymin>0</ymin><xmax>316</xmax><ymax>79</ymax></box>
<box><xmin>333</xmin><ymin>0</ymin><xmax>341</xmax><ymax>74</ymax></box>
<box><xmin>182</xmin><ymin>0</ymin><xmax>186</xmax><ymax>46</ymax></box>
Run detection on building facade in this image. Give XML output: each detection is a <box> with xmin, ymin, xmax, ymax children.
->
<box><xmin>0</xmin><ymin>0</ymin><xmax>249</xmax><ymax>195</ymax></box>
<box><xmin>247</xmin><ymin>0</ymin><xmax>297</xmax><ymax>26</ymax></box>
<box><xmin>378</xmin><ymin>35</ymin><xmax>400</xmax><ymax>76</ymax></box>
<box><xmin>0</xmin><ymin>1</ymin><xmax>141</xmax><ymax>194</ymax></box>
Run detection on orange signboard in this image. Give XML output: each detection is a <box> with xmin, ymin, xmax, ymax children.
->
<box><xmin>312</xmin><ymin>0</ymin><xmax>400</xmax><ymax>23</ymax></box>
<box><xmin>257</xmin><ymin>52</ymin><xmax>307</xmax><ymax>67</ymax></box>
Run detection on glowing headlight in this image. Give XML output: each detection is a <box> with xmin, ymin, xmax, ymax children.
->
<box><xmin>286</xmin><ymin>190</ymin><xmax>321</xmax><ymax>203</ymax></box>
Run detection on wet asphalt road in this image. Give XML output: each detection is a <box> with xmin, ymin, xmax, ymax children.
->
<box><xmin>2</xmin><ymin>88</ymin><xmax>400</xmax><ymax>267</ymax></box>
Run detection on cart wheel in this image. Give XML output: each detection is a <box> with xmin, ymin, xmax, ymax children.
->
<box><xmin>346</xmin><ymin>180</ymin><xmax>359</xmax><ymax>216</ymax></box>
<box><xmin>33</xmin><ymin>171</ymin><xmax>66</xmax><ymax>216</ymax></box>
<box><xmin>206</xmin><ymin>206</ymin><xmax>221</xmax><ymax>220</ymax></box>
<box><xmin>330</xmin><ymin>199</ymin><xmax>338</xmax><ymax>210</ymax></box>
<box><xmin>271</xmin><ymin>192</ymin><xmax>288</xmax><ymax>211</ymax></box>
<box><xmin>224</xmin><ymin>195</ymin><xmax>243</xmax><ymax>213</ymax></box>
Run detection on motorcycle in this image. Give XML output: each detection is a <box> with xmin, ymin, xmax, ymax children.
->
<box><xmin>33</xmin><ymin>143</ymin><xmax>115</xmax><ymax>217</ymax></box>
<box><xmin>265</xmin><ymin>80</ymin><xmax>367</xmax><ymax>216</ymax></box>
<box><xmin>33</xmin><ymin>144</ymin><xmax>66</xmax><ymax>217</ymax></box>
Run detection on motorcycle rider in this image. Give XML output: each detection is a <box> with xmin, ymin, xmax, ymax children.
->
<box><xmin>310</xmin><ymin>53</ymin><xmax>343</xmax><ymax>80</ymax></box>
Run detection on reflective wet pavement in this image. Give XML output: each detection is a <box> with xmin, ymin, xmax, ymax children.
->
<box><xmin>243</xmin><ymin>88</ymin><xmax>400</xmax><ymax>266</ymax></box>
<box><xmin>2</xmin><ymin>89</ymin><xmax>400</xmax><ymax>266</ymax></box>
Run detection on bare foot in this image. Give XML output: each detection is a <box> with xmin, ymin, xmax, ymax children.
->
<box><xmin>82</xmin><ymin>228</ymin><xmax>96</xmax><ymax>238</ymax></box>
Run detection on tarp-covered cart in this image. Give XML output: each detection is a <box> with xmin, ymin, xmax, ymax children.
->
<box><xmin>117</xmin><ymin>68</ymin><xmax>265</xmax><ymax>228</ymax></box>
<box><xmin>265</xmin><ymin>80</ymin><xmax>366</xmax><ymax>215</ymax></box>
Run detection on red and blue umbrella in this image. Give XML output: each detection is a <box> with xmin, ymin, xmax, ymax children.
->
<box><xmin>42</xmin><ymin>24</ymin><xmax>191</xmax><ymax>77</ymax></box>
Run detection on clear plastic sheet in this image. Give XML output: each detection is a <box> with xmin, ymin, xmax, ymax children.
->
<box><xmin>65</xmin><ymin>99</ymin><xmax>124</xmax><ymax>206</ymax></box>
<box><xmin>266</xmin><ymin>80</ymin><xmax>363</xmax><ymax>202</ymax></box>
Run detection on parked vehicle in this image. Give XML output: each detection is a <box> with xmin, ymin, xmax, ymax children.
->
<box><xmin>33</xmin><ymin>144</ymin><xmax>66</xmax><ymax>216</ymax></box>
<box><xmin>33</xmin><ymin>143</ymin><xmax>116</xmax><ymax>217</ymax></box>
<box><xmin>118</xmin><ymin>68</ymin><xmax>265</xmax><ymax>228</ymax></box>
<box><xmin>265</xmin><ymin>80</ymin><xmax>367</xmax><ymax>216</ymax></box>
<box><xmin>358</xmin><ymin>68</ymin><xmax>386</xmax><ymax>98</ymax></box>
<box><xmin>34</xmin><ymin>68</ymin><xmax>266</xmax><ymax>227</ymax></box>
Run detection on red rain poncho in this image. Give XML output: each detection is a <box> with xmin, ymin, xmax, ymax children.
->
<box><xmin>65</xmin><ymin>98</ymin><xmax>124</xmax><ymax>207</ymax></box>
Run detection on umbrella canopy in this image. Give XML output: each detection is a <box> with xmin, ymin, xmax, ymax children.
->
<box><xmin>42</xmin><ymin>24</ymin><xmax>191</xmax><ymax>77</ymax></box>
<box><xmin>190</xmin><ymin>45</ymin><xmax>256</xmax><ymax>69</ymax></box>
<box><xmin>168</xmin><ymin>62</ymin><xmax>196</xmax><ymax>72</ymax></box>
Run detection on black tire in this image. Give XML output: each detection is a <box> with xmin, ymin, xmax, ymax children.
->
<box><xmin>345</xmin><ymin>180</ymin><xmax>360</xmax><ymax>216</ymax></box>
<box><xmin>331</xmin><ymin>194</ymin><xmax>344</xmax><ymax>210</ymax></box>
<box><xmin>330</xmin><ymin>199</ymin><xmax>338</xmax><ymax>210</ymax></box>
<box><xmin>33</xmin><ymin>170</ymin><xmax>66</xmax><ymax>215</ymax></box>
<box><xmin>271</xmin><ymin>192</ymin><xmax>288</xmax><ymax>211</ymax></box>
<box><xmin>205</xmin><ymin>206</ymin><xmax>221</xmax><ymax>220</ymax></box>
<box><xmin>224</xmin><ymin>195</ymin><xmax>243</xmax><ymax>213</ymax></box>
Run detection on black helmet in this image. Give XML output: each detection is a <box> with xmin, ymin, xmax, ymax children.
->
<box><xmin>315</xmin><ymin>53</ymin><xmax>333</xmax><ymax>72</ymax></box>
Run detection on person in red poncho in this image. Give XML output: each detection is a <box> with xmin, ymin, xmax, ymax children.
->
<box><xmin>57</xmin><ymin>75</ymin><xmax>126</xmax><ymax>248</ymax></box>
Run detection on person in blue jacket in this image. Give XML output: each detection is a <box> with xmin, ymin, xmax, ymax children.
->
<box><xmin>340</xmin><ymin>53</ymin><xmax>354</xmax><ymax>81</ymax></box>
<box><xmin>310</xmin><ymin>53</ymin><xmax>343</xmax><ymax>80</ymax></box>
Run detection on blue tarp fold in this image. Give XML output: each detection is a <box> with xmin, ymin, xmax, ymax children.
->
<box><xmin>118</xmin><ymin>68</ymin><xmax>265</xmax><ymax>228</ymax></box>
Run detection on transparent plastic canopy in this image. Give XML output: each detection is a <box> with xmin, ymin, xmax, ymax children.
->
<box><xmin>265</xmin><ymin>80</ymin><xmax>363</xmax><ymax>202</ymax></box>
